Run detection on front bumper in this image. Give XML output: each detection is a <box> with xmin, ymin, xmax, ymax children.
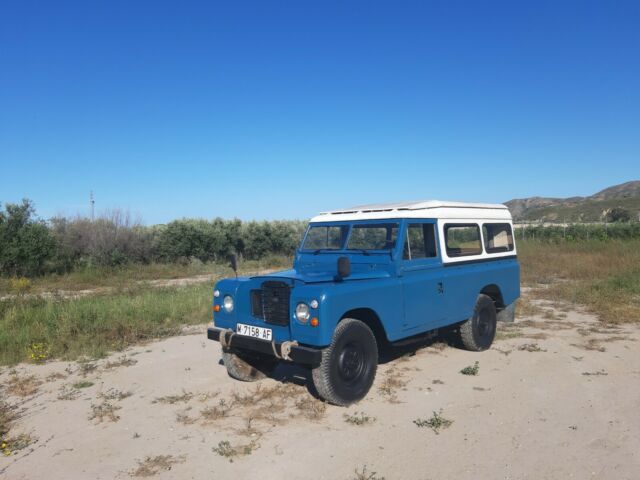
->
<box><xmin>207</xmin><ymin>327</ymin><xmax>322</xmax><ymax>367</ymax></box>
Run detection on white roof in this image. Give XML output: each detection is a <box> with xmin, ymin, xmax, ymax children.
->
<box><xmin>310</xmin><ymin>200</ymin><xmax>512</xmax><ymax>222</ymax></box>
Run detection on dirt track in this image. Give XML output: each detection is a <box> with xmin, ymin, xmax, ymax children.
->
<box><xmin>1</xmin><ymin>301</ymin><xmax>639</xmax><ymax>480</ymax></box>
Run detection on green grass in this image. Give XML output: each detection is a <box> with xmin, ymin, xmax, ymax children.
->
<box><xmin>0</xmin><ymin>257</ymin><xmax>291</xmax><ymax>366</ymax></box>
<box><xmin>0</xmin><ymin>256</ymin><xmax>292</xmax><ymax>295</ymax></box>
<box><xmin>0</xmin><ymin>283</ymin><xmax>212</xmax><ymax>365</ymax></box>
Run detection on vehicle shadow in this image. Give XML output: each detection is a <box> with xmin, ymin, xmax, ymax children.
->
<box><xmin>262</xmin><ymin>327</ymin><xmax>463</xmax><ymax>400</ymax></box>
<box><xmin>378</xmin><ymin>327</ymin><xmax>462</xmax><ymax>364</ymax></box>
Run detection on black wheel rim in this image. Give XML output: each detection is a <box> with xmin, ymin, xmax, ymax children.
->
<box><xmin>338</xmin><ymin>341</ymin><xmax>365</xmax><ymax>383</ymax></box>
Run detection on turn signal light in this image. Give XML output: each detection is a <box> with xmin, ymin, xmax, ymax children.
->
<box><xmin>310</xmin><ymin>317</ymin><xmax>319</xmax><ymax>327</ymax></box>
<box><xmin>213</xmin><ymin>305</ymin><xmax>220</xmax><ymax>312</ymax></box>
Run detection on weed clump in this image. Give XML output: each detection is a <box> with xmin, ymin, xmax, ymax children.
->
<box><xmin>460</xmin><ymin>361</ymin><xmax>480</xmax><ymax>376</ymax></box>
<box><xmin>153</xmin><ymin>390</ymin><xmax>193</xmax><ymax>405</ymax></box>
<box><xmin>344</xmin><ymin>412</ymin><xmax>376</xmax><ymax>426</ymax></box>
<box><xmin>131</xmin><ymin>454</ymin><xmax>185</xmax><ymax>477</ymax></box>
<box><xmin>377</xmin><ymin>367</ymin><xmax>408</xmax><ymax>402</ymax></box>
<box><xmin>212</xmin><ymin>440</ymin><xmax>258</xmax><ymax>462</ymax></box>
<box><xmin>6</xmin><ymin>373</ymin><xmax>42</xmax><ymax>397</ymax></box>
<box><xmin>88</xmin><ymin>401</ymin><xmax>121</xmax><ymax>423</ymax></box>
<box><xmin>413</xmin><ymin>410</ymin><xmax>454</xmax><ymax>434</ymax></box>
<box><xmin>73</xmin><ymin>380</ymin><xmax>94</xmax><ymax>389</ymax></box>
<box><xmin>351</xmin><ymin>465</ymin><xmax>386</xmax><ymax>480</ymax></box>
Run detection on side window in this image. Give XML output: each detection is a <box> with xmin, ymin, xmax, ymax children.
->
<box><xmin>444</xmin><ymin>224</ymin><xmax>482</xmax><ymax>257</ymax></box>
<box><xmin>403</xmin><ymin>224</ymin><xmax>437</xmax><ymax>260</ymax></box>
<box><xmin>483</xmin><ymin>223</ymin><xmax>514</xmax><ymax>253</ymax></box>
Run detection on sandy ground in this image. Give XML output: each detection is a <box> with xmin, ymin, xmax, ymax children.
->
<box><xmin>1</xmin><ymin>301</ymin><xmax>639</xmax><ymax>480</ymax></box>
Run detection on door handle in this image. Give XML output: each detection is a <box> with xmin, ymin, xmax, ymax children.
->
<box><xmin>437</xmin><ymin>282</ymin><xmax>444</xmax><ymax>295</ymax></box>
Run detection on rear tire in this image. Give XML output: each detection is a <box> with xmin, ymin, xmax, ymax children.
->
<box><xmin>222</xmin><ymin>349</ymin><xmax>278</xmax><ymax>382</ymax></box>
<box><xmin>458</xmin><ymin>294</ymin><xmax>497</xmax><ymax>351</ymax></box>
<box><xmin>312</xmin><ymin>318</ymin><xmax>378</xmax><ymax>406</ymax></box>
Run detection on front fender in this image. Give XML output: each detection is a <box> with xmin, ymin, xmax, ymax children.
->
<box><xmin>295</xmin><ymin>278</ymin><xmax>403</xmax><ymax>347</ymax></box>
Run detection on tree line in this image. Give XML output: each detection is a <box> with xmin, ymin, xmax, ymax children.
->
<box><xmin>2</xmin><ymin>199</ymin><xmax>639</xmax><ymax>278</ymax></box>
<box><xmin>514</xmin><ymin>222</ymin><xmax>640</xmax><ymax>242</ymax></box>
<box><xmin>0</xmin><ymin>199</ymin><xmax>307</xmax><ymax>277</ymax></box>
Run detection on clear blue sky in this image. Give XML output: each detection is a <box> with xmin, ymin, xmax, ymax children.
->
<box><xmin>1</xmin><ymin>1</ymin><xmax>638</xmax><ymax>224</ymax></box>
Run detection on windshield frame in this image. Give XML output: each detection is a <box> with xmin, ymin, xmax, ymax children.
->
<box><xmin>299</xmin><ymin>220</ymin><xmax>401</xmax><ymax>254</ymax></box>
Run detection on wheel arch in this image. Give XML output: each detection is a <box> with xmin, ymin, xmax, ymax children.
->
<box><xmin>339</xmin><ymin>307</ymin><xmax>389</xmax><ymax>347</ymax></box>
<box><xmin>480</xmin><ymin>284</ymin><xmax>505</xmax><ymax>310</ymax></box>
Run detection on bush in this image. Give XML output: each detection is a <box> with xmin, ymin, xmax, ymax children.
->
<box><xmin>0</xmin><ymin>200</ymin><xmax>56</xmax><ymax>277</ymax></box>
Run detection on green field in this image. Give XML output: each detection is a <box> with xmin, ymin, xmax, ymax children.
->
<box><xmin>0</xmin><ymin>241</ymin><xmax>638</xmax><ymax>366</ymax></box>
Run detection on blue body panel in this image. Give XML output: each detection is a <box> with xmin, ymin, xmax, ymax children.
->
<box><xmin>212</xmin><ymin>218</ymin><xmax>520</xmax><ymax>349</ymax></box>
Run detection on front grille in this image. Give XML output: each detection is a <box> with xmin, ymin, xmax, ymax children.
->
<box><xmin>252</xmin><ymin>281</ymin><xmax>290</xmax><ymax>326</ymax></box>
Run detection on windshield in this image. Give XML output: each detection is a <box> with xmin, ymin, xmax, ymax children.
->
<box><xmin>301</xmin><ymin>225</ymin><xmax>349</xmax><ymax>251</ymax></box>
<box><xmin>347</xmin><ymin>223</ymin><xmax>399</xmax><ymax>251</ymax></box>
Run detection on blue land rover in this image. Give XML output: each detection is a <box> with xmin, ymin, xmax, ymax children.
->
<box><xmin>208</xmin><ymin>201</ymin><xmax>520</xmax><ymax>405</ymax></box>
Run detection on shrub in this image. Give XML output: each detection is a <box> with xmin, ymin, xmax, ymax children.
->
<box><xmin>0</xmin><ymin>200</ymin><xmax>56</xmax><ymax>277</ymax></box>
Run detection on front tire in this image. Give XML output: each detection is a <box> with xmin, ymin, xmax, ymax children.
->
<box><xmin>312</xmin><ymin>318</ymin><xmax>378</xmax><ymax>406</ymax></box>
<box><xmin>458</xmin><ymin>294</ymin><xmax>497</xmax><ymax>351</ymax></box>
<box><xmin>222</xmin><ymin>349</ymin><xmax>278</xmax><ymax>382</ymax></box>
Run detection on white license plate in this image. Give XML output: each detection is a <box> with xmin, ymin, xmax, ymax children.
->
<box><xmin>236</xmin><ymin>323</ymin><xmax>273</xmax><ymax>341</ymax></box>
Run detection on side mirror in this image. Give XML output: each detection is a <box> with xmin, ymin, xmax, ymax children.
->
<box><xmin>230</xmin><ymin>254</ymin><xmax>238</xmax><ymax>277</ymax></box>
<box><xmin>337</xmin><ymin>256</ymin><xmax>351</xmax><ymax>279</ymax></box>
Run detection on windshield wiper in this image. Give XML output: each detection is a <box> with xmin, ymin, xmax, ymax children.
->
<box><xmin>350</xmin><ymin>249</ymin><xmax>371</xmax><ymax>256</ymax></box>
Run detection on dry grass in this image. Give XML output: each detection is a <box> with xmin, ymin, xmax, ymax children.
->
<box><xmin>175</xmin><ymin>409</ymin><xmax>197</xmax><ymax>425</ymax></box>
<box><xmin>6</xmin><ymin>373</ymin><xmax>42</xmax><ymax>398</ymax></box>
<box><xmin>344</xmin><ymin>411</ymin><xmax>376</xmax><ymax>426</ymax></box>
<box><xmin>351</xmin><ymin>465</ymin><xmax>386</xmax><ymax>480</ymax></box>
<box><xmin>104</xmin><ymin>355</ymin><xmax>137</xmax><ymax>369</ymax></box>
<box><xmin>57</xmin><ymin>385</ymin><xmax>81</xmax><ymax>401</ymax></box>
<box><xmin>0</xmin><ymin>397</ymin><xmax>17</xmax><ymax>442</ymax></box>
<box><xmin>99</xmin><ymin>388</ymin><xmax>133</xmax><ymax>401</ymax></box>
<box><xmin>518</xmin><ymin>343</ymin><xmax>546</xmax><ymax>352</ymax></box>
<box><xmin>153</xmin><ymin>391</ymin><xmax>193</xmax><ymax>405</ymax></box>
<box><xmin>131</xmin><ymin>454</ymin><xmax>186</xmax><ymax>477</ymax></box>
<box><xmin>571</xmin><ymin>339</ymin><xmax>606</xmax><ymax>352</ymax></box>
<box><xmin>516</xmin><ymin>296</ymin><xmax>545</xmax><ymax>318</ymax></box>
<box><xmin>377</xmin><ymin>367</ymin><xmax>408</xmax><ymax>402</ymax></box>
<box><xmin>200</xmin><ymin>382</ymin><xmax>327</xmax><ymax>438</ymax></box>
<box><xmin>88</xmin><ymin>401</ymin><xmax>122</xmax><ymax>423</ymax></box>
<box><xmin>519</xmin><ymin>240</ymin><xmax>640</xmax><ymax>323</ymax></box>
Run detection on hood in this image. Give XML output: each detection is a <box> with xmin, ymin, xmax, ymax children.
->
<box><xmin>253</xmin><ymin>267</ymin><xmax>392</xmax><ymax>284</ymax></box>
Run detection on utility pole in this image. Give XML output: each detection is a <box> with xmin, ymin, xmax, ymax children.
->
<box><xmin>90</xmin><ymin>191</ymin><xmax>95</xmax><ymax>221</ymax></box>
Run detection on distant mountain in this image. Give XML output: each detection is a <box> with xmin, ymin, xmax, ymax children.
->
<box><xmin>505</xmin><ymin>181</ymin><xmax>640</xmax><ymax>222</ymax></box>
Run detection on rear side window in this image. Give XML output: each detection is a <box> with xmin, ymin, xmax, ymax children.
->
<box><xmin>403</xmin><ymin>224</ymin><xmax>437</xmax><ymax>260</ymax></box>
<box><xmin>302</xmin><ymin>225</ymin><xmax>348</xmax><ymax>250</ymax></box>
<box><xmin>483</xmin><ymin>223</ymin><xmax>514</xmax><ymax>253</ymax></box>
<box><xmin>444</xmin><ymin>224</ymin><xmax>482</xmax><ymax>257</ymax></box>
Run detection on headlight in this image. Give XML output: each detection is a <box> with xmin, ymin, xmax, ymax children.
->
<box><xmin>213</xmin><ymin>289</ymin><xmax>220</xmax><ymax>298</ymax></box>
<box><xmin>295</xmin><ymin>303</ymin><xmax>310</xmax><ymax>323</ymax></box>
<box><xmin>309</xmin><ymin>299</ymin><xmax>319</xmax><ymax>309</ymax></box>
<box><xmin>223</xmin><ymin>295</ymin><xmax>234</xmax><ymax>312</ymax></box>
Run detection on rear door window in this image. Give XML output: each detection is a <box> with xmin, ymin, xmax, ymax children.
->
<box><xmin>444</xmin><ymin>224</ymin><xmax>482</xmax><ymax>257</ymax></box>
<box><xmin>482</xmin><ymin>223</ymin><xmax>514</xmax><ymax>253</ymax></box>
